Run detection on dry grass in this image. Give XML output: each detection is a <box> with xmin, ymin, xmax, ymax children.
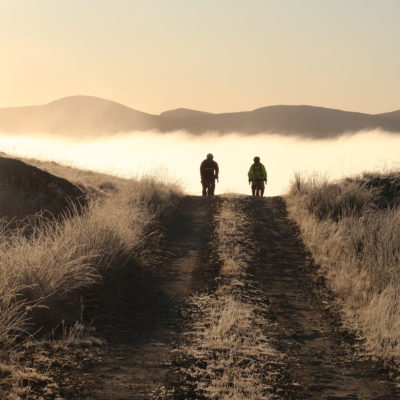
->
<box><xmin>287</xmin><ymin>172</ymin><xmax>400</xmax><ymax>361</ymax></box>
<box><xmin>0</xmin><ymin>361</ymin><xmax>53</xmax><ymax>400</ymax></box>
<box><xmin>185</xmin><ymin>198</ymin><xmax>278</xmax><ymax>400</ymax></box>
<box><xmin>0</xmin><ymin>156</ymin><xmax>182</xmax><ymax>397</ymax></box>
<box><xmin>290</xmin><ymin>172</ymin><xmax>377</xmax><ymax>220</ymax></box>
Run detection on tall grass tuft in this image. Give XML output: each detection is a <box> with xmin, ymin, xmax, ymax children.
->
<box><xmin>0</xmin><ymin>156</ymin><xmax>181</xmax><ymax>398</ymax></box>
<box><xmin>287</xmin><ymin>172</ymin><xmax>400</xmax><ymax>361</ymax></box>
<box><xmin>290</xmin><ymin>173</ymin><xmax>377</xmax><ymax>220</ymax></box>
<box><xmin>0</xmin><ymin>166</ymin><xmax>181</xmax><ymax>363</ymax></box>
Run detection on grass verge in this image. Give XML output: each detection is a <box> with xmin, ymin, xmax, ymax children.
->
<box><xmin>287</xmin><ymin>172</ymin><xmax>400</xmax><ymax>363</ymax></box>
<box><xmin>0</xmin><ymin>157</ymin><xmax>181</xmax><ymax>399</ymax></box>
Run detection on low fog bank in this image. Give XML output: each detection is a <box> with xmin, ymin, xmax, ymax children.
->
<box><xmin>0</xmin><ymin>130</ymin><xmax>399</xmax><ymax>196</ymax></box>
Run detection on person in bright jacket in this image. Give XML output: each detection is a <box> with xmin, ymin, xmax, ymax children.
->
<box><xmin>200</xmin><ymin>153</ymin><xmax>219</xmax><ymax>196</ymax></box>
<box><xmin>248</xmin><ymin>156</ymin><xmax>267</xmax><ymax>197</ymax></box>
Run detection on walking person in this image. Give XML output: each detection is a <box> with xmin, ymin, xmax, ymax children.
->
<box><xmin>248</xmin><ymin>156</ymin><xmax>267</xmax><ymax>197</ymax></box>
<box><xmin>200</xmin><ymin>153</ymin><xmax>219</xmax><ymax>196</ymax></box>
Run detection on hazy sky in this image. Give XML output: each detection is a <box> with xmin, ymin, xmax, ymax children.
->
<box><xmin>1</xmin><ymin>0</ymin><xmax>399</xmax><ymax>114</ymax></box>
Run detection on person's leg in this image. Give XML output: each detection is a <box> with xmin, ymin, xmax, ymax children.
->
<box><xmin>260</xmin><ymin>180</ymin><xmax>265</xmax><ymax>197</ymax></box>
<box><xmin>251</xmin><ymin>184</ymin><xmax>256</xmax><ymax>196</ymax></box>
<box><xmin>209</xmin><ymin>181</ymin><xmax>215</xmax><ymax>195</ymax></box>
<box><xmin>202</xmin><ymin>182</ymin><xmax>207</xmax><ymax>196</ymax></box>
<box><xmin>254</xmin><ymin>181</ymin><xmax>260</xmax><ymax>196</ymax></box>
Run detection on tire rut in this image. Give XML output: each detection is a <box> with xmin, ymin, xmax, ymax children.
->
<box><xmin>80</xmin><ymin>196</ymin><xmax>217</xmax><ymax>400</ymax></box>
<box><xmin>245</xmin><ymin>196</ymin><xmax>398</xmax><ymax>399</ymax></box>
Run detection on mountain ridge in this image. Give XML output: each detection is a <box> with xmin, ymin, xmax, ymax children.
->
<box><xmin>0</xmin><ymin>95</ymin><xmax>399</xmax><ymax>139</ymax></box>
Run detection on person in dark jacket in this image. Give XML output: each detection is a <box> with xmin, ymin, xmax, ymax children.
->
<box><xmin>200</xmin><ymin>153</ymin><xmax>219</xmax><ymax>196</ymax></box>
<box><xmin>248</xmin><ymin>156</ymin><xmax>267</xmax><ymax>197</ymax></box>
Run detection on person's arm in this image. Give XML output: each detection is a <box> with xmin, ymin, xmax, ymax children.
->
<box><xmin>214</xmin><ymin>162</ymin><xmax>219</xmax><ymax>179</ymax></box>
<box><xmin>248</xmin><ymin>165</ymin><xmax>254</xmax><ymax>181</ymax></box>
<box><xmin>200</xmin><ymin>161</ymin><xmax>204</xmax><ymax>178</ymax></box>
<box><xmin>262</xmin><ymin>164</ymin><xmax>267</xmax><ymax>181</ymax></box>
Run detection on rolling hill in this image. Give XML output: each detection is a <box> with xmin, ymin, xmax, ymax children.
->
<box><xmin>0</xmin><ymin>95</ymin><xmax>399</xmax><ymax>139</ymax></box>
<box><xmin>0</xmin><ymin>96</ymin><xmax>157</xmax><ymax>136</ymax></box>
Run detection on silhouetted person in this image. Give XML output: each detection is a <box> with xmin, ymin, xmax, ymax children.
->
<box><xmin>200</xmin><ymin>153</ymin><xmax>219</xmax><ymax>196</ymax></box>
<box><xmin>248</xmin><ymin>156</ymin><xmax>267</xmax><ymax>197</ymax></box>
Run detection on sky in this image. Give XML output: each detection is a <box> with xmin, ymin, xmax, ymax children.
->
<box><xmin>1</xmin><ymin>0</ymin><xmax>399</xmax><ymax>114</ymax></box>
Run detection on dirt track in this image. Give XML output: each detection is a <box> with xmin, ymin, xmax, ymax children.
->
<box><xmin>76</xmin><ymin>196</ymin><xmax>398</xmax><ymax>399</ymax></box>
<box><xmin>245</xmin><ymin>196</ymin><xmax>398</xmax><ymax>399</ymax></box>
<box><xmin>80</xmin><ymin>196</ymin><xmax>216</xmax><ymax>399</ymax></box>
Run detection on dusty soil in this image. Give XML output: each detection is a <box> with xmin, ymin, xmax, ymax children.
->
<box><xmin>41</xmin><ymin>195</ymin><xmax>399</xmax><ymax>399</ymax></box>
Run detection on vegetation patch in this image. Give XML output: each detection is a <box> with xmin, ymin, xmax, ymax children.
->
<box><xmin>287</xmin><ymin>171</ymin><xmax>400</xmax><ymax>363</ymax></box>
<box><xmin>0</xmin><ymin>156</ymin><xmax>181</xmax><ymax>398</ymax></box>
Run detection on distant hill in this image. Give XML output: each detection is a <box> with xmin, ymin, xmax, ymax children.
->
<box><xmin>0</xmin><ymin>96</ymin><xmax>157</xmax><ymax>136</ymax></box>
<box><xmin>0</xmin><ymin>95</ymin><xmax>399</xmax><ymax>139</ymax></box>
<box><xmin>159</xmin><ymin>108</ymin><xmax>212</xmax><ymax>118</ymax></box>
<box><xmin>376</xmin><ymin>110</ymin><xmax>400</xmax><ymax>122</ymax></box>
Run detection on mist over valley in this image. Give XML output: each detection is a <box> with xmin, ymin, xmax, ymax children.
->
<box><xmin>1</xmin><ymin>129</ymin><xmax>399</xmax><ymax>196</ymax></box>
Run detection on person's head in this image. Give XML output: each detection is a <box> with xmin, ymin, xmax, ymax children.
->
<box><xmin>207</xmin><ymin>153</ymin><xmax>214</xmax><ymax>160</ymax></box>
<box><xmin>253</xmin><ymin>156</ymin><xmax>260</xmax><ymax>164</ymax></box>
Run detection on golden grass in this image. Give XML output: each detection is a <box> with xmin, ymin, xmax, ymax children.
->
<box><xmin>185</xmin><ymin>198</ymin><xmax>278</xmax><ymax>400</ymax></box>
<box><xmin>0</xmin><ymin>156</ymin><xmax>182</xmax><ymax>397</ymax></box>
<box><xmin>0</xmin><ymin>361</ymin><xmax>53</xmax><ymax>400</ymax></box>
<box><xmin>287</xmin><ymin>172</ymin><xmax>400</xmax><ymax>361</ymax></box>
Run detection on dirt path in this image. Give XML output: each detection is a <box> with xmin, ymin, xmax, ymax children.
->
<box><xmin>80</xmin><ymin>196</ymin><xmax>217</xmax><ymax>400</ymax></box>
<box><xmin>245</xmin><ymin>196</ymin><xmax>398</xmax><ymax>399</ymax></box>
<box><xmin>67</xmin><ymin>195</ymin><xmax>399</xmax><ymax>399</ymax></box>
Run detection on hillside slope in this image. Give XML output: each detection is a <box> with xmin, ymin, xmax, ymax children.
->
<box><xmin>0</xmin><ymin>156</ymin><xmax>85</xmax><ymax>219</ymax></box>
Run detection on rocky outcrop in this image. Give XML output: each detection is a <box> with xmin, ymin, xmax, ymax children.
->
<box><xmin>0</xmin><ymin>156</ymin><xmax>86</xmax><ymax>219</ymax></box>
